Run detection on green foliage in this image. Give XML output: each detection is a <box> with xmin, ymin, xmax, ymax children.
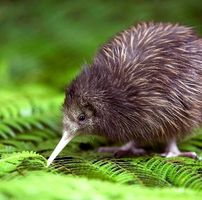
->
<box><xmin>0</xmin><ymin>152</ymin><xmax>46</xmax><ymax>179</ymax></box>
<box><xmin>0</xmin><ymin>0</ymin><xmax>202</xmax><ymax>199</ymax></box>
<box><xmin>52</xmin><ymin>156</ymin><xmax>202</xmax><ymax>190</ymax></box>
<box><xmin>0</xmin><ymin>172</ymin><xmax>202</xmax><ymax>200</ymax></box>
<box><xmin>0</xmin><ymin>87</ymin><xmax>62</xmax><ymax>155</ymax></box>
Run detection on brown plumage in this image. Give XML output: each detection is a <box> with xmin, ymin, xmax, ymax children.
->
<box><xmin>48</xmin><ymin>22</ymin><xmax>202</xmax><ymax>166</ymax></box>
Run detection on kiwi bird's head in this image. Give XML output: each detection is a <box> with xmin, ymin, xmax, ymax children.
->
<box><xmin>47</xmin><ymin>65</ymin><xmax>132</xmax><ymax>166</ymax></box>
<box><xmin>47</xmin><ymin>68</ymin><xmax>100</xmax><ymax>166</ymax></box>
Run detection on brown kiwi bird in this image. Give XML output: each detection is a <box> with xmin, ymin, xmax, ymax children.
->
<box><xmin>47</xmin><ymin>22</ymin><xmax>202</xmax><ymax>166</ymax></box>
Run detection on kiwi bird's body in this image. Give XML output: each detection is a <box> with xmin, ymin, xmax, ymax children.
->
<box><xmin>48</xmin><ymin>22</ymin><xmax>202</xmax><ymax>166</ymax></box>
<box><xmin>69</xmin><ymin>22</ymin><xmax>202</xmax><ymax>144</ymax></box>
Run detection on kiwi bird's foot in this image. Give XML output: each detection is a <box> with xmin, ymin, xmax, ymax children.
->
<box><xmin>161</xmin><ymin>151</ymin><xmax>197</xmax><ymax>159</ymax></box>
<box><xmin>161</xmin><ymin>139</ymin><xmax>198</xmax><ymax>159</ymax></box>
<box><xmin>98</xmin><ymin>141</ymin><xmax>146</xmax><ymax>158</ymax></box>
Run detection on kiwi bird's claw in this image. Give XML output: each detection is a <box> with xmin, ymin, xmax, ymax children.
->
<box><xmin>161</xmin><ymin>151</ymin><xmax>198</xmax><ymax>159</ymax></box>
<box><xmin>98</xmin><ymin>141</ymin><xmax>147</xmax><ymax>158</ymax></box>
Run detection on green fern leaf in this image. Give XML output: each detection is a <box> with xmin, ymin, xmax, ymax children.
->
<box><xmin>0</xmin><ymin>151</ymin><xmax>46</xmax><ymax>179</ymax></box>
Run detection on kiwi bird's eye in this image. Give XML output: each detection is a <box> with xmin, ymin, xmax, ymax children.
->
<box><xmin>78</xmin><ymin>113</ymin><xmax>86</xmax><ymax>122</ymax></box>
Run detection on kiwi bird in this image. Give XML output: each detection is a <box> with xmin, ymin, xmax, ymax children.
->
<box><xmin>47</xmin><ymin>22</ymin><xmax>202</xmax><ymax>166</ymax></box>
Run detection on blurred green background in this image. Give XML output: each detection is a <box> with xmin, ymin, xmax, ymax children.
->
<box><xmin>1</xmin><ymin>0</ymin><xmax>202</xmax><ymax>89</ymax></box>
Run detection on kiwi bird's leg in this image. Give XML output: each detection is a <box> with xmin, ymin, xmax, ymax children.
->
<box><xmin>98</xmin><ymin>141</ymin><xmax>146</xmax><ymax>158</ymax></box>
<box><xmin>161</xmin><ymin>139</ymin><xmax>197</xmax><ymax>159</ymax></box>
<box><xmin>47</xmin><ymin>131</ymin><xmax>75</xmax><ymax>167</ymax></box>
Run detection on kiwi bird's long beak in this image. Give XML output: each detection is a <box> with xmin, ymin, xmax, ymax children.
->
<box><xmin>47</xmin><ymin>131</ymin><xmax>75</xmax><ymax>167</ymax></box>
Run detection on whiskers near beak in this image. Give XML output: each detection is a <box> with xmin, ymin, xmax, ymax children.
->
<box><xmin>47</xmin><ymin>131</ymin><xmax>75</xmax><ymax>167</ymax></box>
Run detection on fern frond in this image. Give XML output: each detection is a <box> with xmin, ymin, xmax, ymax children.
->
<box><xmin>135</xmin><ymin>157</ymin><xmax>202</xmax><ymax>190</ymax></box>
<box><xmin>0</xmin><ymin>89</ymin><xmax>63</xmax><ymax>140</ymax></box>
<box><xmin>0</xmin><ymin>90</ymin><xmax>63</xmax><ymax>120</ymax></box>
<box><xmin>0</xmin><ymin>114</ymin><xmax>60</xmax><ymax>139</ymax></box>
<box><xmin>0</xmin><ymin>151</ymin><xmax>46</xmax><ymax>179</ymax></box>
<box><xmin>50</xmin><ymin>155</ymin><xmax>202</xmax><ymax>190</ymax></box>
<box><xmin>52</xmin><ymin>157</ymin><xmax>170</xmax><ymax>187</ymax></box>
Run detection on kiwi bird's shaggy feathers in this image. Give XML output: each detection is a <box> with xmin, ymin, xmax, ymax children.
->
<box><xmin>66</xmin><ymin>22</ymin><xmax>202</xmax><ymax>145</ymax></box>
